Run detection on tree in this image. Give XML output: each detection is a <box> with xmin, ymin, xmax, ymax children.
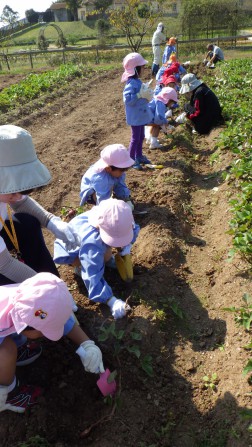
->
<box><xmin>0</xmin><ymin>5</ymin><xmax>19</xmax><ymax>28</ymax></box>
<box><xmin>43</xmin><ymin>9</ymin><xmax>54</xmax><ymax>23</ymax></box>
<box><xmin>65</xmin><ymin>0</ymin><xmax>82</xmax><ymax>21</ymax></box>
<box><xmin>25</xmin><ymin>9</ymin><xmax>39</xmax><ymax>24</ymax></box>
<box><xmin>94</xmin><ymin>0</ymin><xmax>113</xmax><ymax>18</ymax></box>
<box><xmin>180</xmin><ymin>0</ymin><xmax>244</xmax><ymax>39</ymax></box>
<box><xmin>108</xmin><ymin>0</ymin><xmax>167</xmax><ymax>52</ymax></box>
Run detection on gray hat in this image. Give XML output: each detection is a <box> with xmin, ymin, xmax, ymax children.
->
<box><xmin>0</xmin><ymin>125</ymin><xmax>51</xmax><ymax>194</ymax></box>
<box><xmin>179</xmin><ymin>73</ymin><xmax>203</xmax><ymax>95</ymax></box>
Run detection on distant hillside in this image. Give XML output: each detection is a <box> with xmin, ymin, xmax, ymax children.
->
<box><xmin>3</xmin><ymin>21</ymin><xmax>98</xmax><ymax>45</ymax></box>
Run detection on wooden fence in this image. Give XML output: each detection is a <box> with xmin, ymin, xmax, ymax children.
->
<box><xmin>0</xmin><ymin>33</ymin><xmax>252</xmax><ymax>71</ymax></box>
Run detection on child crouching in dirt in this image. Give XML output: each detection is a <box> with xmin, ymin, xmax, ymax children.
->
<box><xmin>176</xmin><ymin>73</ymin><xmax>224</xmax><ymax>135</ymax></box>
<box><xmin>146</xmin><ymin>87</ymin><xmax>178</xmax><ymax>149</ymax></box>
<box><xmin>80</xmin><ymin>144</ymin><xmax>134</xmax><ymax>210</ymax></box>
<box><xmin>54</xmin><ymin>198</ymin><xmax>140</xmax><ymax>320</ymax></box>
<box><xmin>0</xmin><ymin>272</ymin><xmax>104</xmax><ymax>413</ymax></box>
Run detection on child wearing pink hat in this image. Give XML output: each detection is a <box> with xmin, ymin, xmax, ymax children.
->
<box><xmin>122</xmin><ymin>52</ymin><xmax>154</xmax><ymax>170</ymax></box>
<box><xmin>0</xmin><ymin>272</ymin><xmax>104</xmax><ymax>413</ymax></box>
<box><xmin>80</xmin><ymin>144</ymin><xmax>134</xmax><ymax>209</ymax></box>
<box><xmin>54</xmin><ymin>198</ymin><xmax>140</xmax><ymax>319</ymax></box>
<box><xmin>147</xmin><ymin>87</ymin><xmax>178</xmax><ymax>149</ymax></box>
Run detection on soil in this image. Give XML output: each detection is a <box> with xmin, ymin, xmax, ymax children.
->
<box><xmin>0</xmin><ymin>66</ymin><xmax>252</xmax><ymax>447</ymax></box>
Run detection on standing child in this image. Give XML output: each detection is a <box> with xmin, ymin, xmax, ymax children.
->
<box><xmin>0</xmin><ymin>272</ymin><xmax>104</xmax><ymax>413</ymax></box>
<box><xmin>121</xmin><ymin>52</ymin><xmax>154</xmax><ymax>170</ymax></box>
<box><xmin>162</xmin><ymin>37</ymin><xmax>177</xmax><ymax>64</ymax></box>
<box><xmin>147</xmin><ymin>87</ymin><xmax>178</xmax><ymax>149</ymax></box>
<box><xmin>80</xmin><ymin>144</ymin><xmax>134</xmax><ymax>209</ymax></box>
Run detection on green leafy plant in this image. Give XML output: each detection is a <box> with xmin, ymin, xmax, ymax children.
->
<box><xmin>98</xmin><ymin>322</ymin><xmax>153</xmax><ymax>377</ymax></box>
<box><xmin>224</xmin><ymin>293</ymin><xmax>252</xmax><ymax>331</ymax></box>
<box><xmin>202</xmin><ymin>373</ymin><xmax>219</xmax><ymax>391</ymax></box>
<box><xmin>18</xmin><ymin>436</ymin><xmax>51</xmax><ymax>447</ymax></box>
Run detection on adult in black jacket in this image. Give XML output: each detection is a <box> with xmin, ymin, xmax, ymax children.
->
<box><xmin>179</xmin><ymin>73</ymin><xmax>223</xmax><ymax>135</ymax></box>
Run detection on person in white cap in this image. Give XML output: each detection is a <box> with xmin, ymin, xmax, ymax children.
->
<box><xmin>121</xmin><ymin>52</ymin><xmax>154</xmax><ymax>170</ymax></box>
<box><xmin>54</xmin><ymin>198</ymin><xmax>140</xmax><ymax>319</ymax></box>
<box><xmin>80</xmin><ymin>144</ymin><xmax>134</xmax><ymax>209</ymax></box>
<box><xmin>0</xmin><ymin>124</ymin><xmax>80</xmax><ymax>288</ymax></box>
<box><xmin>176</xmin><ymin>73</ymin><xmax>223</xmax><ymax>134</ymax></box>
<box><xmin>0</xmin><ymin>272</ymin><xmax>104</xmax><ymax>413</ymax></box>
<box><xmin>151</xmin><ymin>22</ymin><xmax>166</xmax><ymax>76</ymax></box>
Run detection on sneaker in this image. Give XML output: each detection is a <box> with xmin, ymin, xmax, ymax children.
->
<box><xmin>149</xmin><ymin>141</ymin><xmax>163</xmax><ymax>149</ymax></box>
<box><xmin>132</xmin><ymin>160</ymin><xmax>143</xmax><ymax>170</ymax></box>
<box><xmin>16</xmin><ymin>341</ymin><xmax>42</xmax><ymax>367</ymax></box>
<box><xmin>6</xmin><ymin>383</ymin><xmax>42</xmax><ymax>413</ymax></box>
<box><xmin>138</xmin><ymin>155</ymin><xmax>151</xmax><ymax>164</ymax></box>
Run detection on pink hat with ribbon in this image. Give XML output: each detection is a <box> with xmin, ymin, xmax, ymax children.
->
<box><xmin>121</xmin><ymin>52</ymin><xmax>148</xmax><ymax>82</ymax></box>
<box><xmin>9</xmin><ymin>273</ymin><xmax>73</xmax><ymax>341</ymax></box>
<box><xmin>88</xmin><ymin>198</ymin><xmax>134</xmax><ymax>247</ymax></box>
<box><xmin>156</xmin><ymin>87</ymin><xmax>178</xmax><ymax>104</ymax></box>
<box><xmin>95</xmin><ymin>144</ymin><xmax>135</xmax><ymax>171</ymax></box>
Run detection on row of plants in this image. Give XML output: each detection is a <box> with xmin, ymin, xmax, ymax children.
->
<box><xmin>211</xmin><ymin>60</ymin><xmax>252</xmax><ymax>399</ymax></box>
<box><xmin>213</xmin><ymin>58</ymin><xmax>252</xmax><ymax>263</ymax></box>
<box><xmin>0</xmin><ymin>63</ymin><xmax>109</xmax><ymax>112</ymax></box>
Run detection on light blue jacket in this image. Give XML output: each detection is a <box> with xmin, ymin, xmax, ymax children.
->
<box><xmin>148</xmin><ymin>98</ymin><xmax>168</xmax><ymax>126</ymax></box>
<box><xmin>54</xmin><ymin>211</ymin><xmax>140</xmax><ymax>303</ymax></box>
<box><xmin>80</xmin><ymin>163</ymin><xmax>130</xmax><ymax>206</ymax></box>
<box><xmin>123</xmin><ymin>78</ymin><xmax>153</xmax><ymax>126</ymax></box>
<box><xmin>162</xmin><ymin>45</ymin><xmax>176</xmax><ymax>64</ymax></box>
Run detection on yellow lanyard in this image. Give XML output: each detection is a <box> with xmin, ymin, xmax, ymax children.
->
<box><xmin>0</xmin><ymin>204</ymin><xmax>21</xmax><ymax>256</ymax></box>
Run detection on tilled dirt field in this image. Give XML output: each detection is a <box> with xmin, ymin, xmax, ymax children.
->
<box><xmin>0</xmin><ymin>66</ymin><xmax>252</xmax><ymax>447</ymax></box>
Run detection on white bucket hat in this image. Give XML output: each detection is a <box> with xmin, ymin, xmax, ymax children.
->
<box><xmin>179</xmin><ymin>73</ymin><xmax>203</xmax><ymax>95</ymax></box>
<box><xmin>0</xmin><ymin>125</ymin><xmax>51</xmax><ymax>194</ymax></box>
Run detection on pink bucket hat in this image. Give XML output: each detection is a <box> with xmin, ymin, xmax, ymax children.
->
<box><xmin>10</xmin><ymin>273</ymin><xmax>73</xmax><ymax>341</ymax></box>
<box><xmin>121</xmin><ymin>52</ymin><xmax>148</xmax><ymax>82</ymax></box>
<box><xmin>95</xmin><ymin>144</ymin><xmax>135</xmax><ymax>170</ymax></box>
<box><xmin>156</xmin><ymin>87</ymin><xmax>178</xmax><ymax>104</ymax></box>
<box><xmin>88</xmin><ymin>198</ymin><xmax>134</xmax><ymax>247</ymax></box>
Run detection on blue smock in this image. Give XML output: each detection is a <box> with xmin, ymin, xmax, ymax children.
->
<box><xmin>148</xmin><ymin>98</ymin><xmax>168</xmax><ymax>126</ymax></box>
<box><xmin>123</xmin><ymin>78</ymin><xmax>153</xmax><ymax>126</ymax></box>
<box><xmin>54</xmin><ymin>211</ymin><xmax>140</xmax><ymax>304</ymax></box>
<box><xmin>80</xmin><ymin>163</ymin><xmax>130</xmax><ymax>206</ymax></box>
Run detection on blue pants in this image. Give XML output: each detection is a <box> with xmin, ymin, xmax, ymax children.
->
<box><xmin>129</xmin><ymin>125</ymin><xmax>145</xmax><ymax>161</ymax></box>
<box><xmin>152</xmin><ymin>63</ymin><xmax>159</xmax><ymax>76</ymax></box>
<box><xmin>0</xmin><ymin>213</ymin><xmax>59</xmax><ymax>285</ymax></box>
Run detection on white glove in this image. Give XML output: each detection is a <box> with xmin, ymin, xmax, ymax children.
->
<box><xmin>160</xmin><ymin>124</ymin><xmax>174</xmax><ymax>133</ymax></box>
<box><xmin>125</xmin><ymin>199</ymin><xmax>134</xmax><ymax>211</ymax></box>
<box><xmin>165</xmin><ymin>109</ymin><xmax>173</xmax><ymax>118</ymax></box>
<box><xmin>206</xmin><ymin>61</ymin><xmax>211</xmax><ymax>67</ymax></box>
<box><xmin>120</xmin><ymin>243</ymin><xmax>132</xmax><ymax>256</ymax></box>
<box><xmin>137</xmin><ymin>84</ymin><xmax>153</xmax><ymax>102</ymax></box>
<box><xmin>0</xmin><ymin>386</ymin><xmax>24</xmax><ymax>413</ymax></box>
<box><xmin>76</xmin><ymin>340</ymin><xmax>105</xmax><ymax>374</ymax></box>
<box><xmin>175</xmin><ymin>112</ymin><xmax>187</xmax><ymax>124</ymax></box>
<box><xmin>107</xmin><ymin>296</ymin><xmax>131</xmax><ymax>319</ymax></box>
<box><xmin>47</xmin><ymin>216</ymin><xmax>80</xmax><ymax>251</ymax></box>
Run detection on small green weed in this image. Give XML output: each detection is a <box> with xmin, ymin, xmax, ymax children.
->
<box><xmin>98</xmin><ymin>322</ymin><xmax>153</xmax><ymax>377</ymax></box>
<box><xmin>202</xmin><ymin>372</ymin><xmax>219</xmax><ymax>391</ymax></box>
<box><xmin>224</xmin><ymin>293</ymin><xmax>252</xmax><ymax>331</ymax></box>
<box><xmin>18</xmin><ymin>436</ymin><xmax>51</xmax><ymax>447</ymax></box>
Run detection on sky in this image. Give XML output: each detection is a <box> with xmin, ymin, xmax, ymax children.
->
<box><xmin>0</xmin><ymin>0</ymin><xmax>53</xmax><ymax>19</ymax></box>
